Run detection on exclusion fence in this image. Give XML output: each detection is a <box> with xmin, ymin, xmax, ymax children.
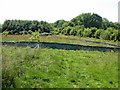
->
<box><xmin>2</xmin><ymin>41</ymin><xmax>120</xmax><ymax>52</ymax></box>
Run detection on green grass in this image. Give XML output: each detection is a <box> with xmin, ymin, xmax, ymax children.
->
<box><xmin>1</xmin><ymin>35</ymin><xmax>119</xmax><ymax>48</ymax></box>
<box><xmin>2</xmin><ymin>46</ymin><xmax>118</xmax><ymax>88</ymax></box>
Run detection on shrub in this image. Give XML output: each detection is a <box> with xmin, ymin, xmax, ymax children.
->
<box><xmin>22</xmin><ymin>31</ymin><xmax>28</xmax><ymax>35</ymax></box>
<box><xmin>76</xmin><ymin>28</ymin><xmax>84</xmax><ymax>37</ymax></box>
<box><xmin>83</xmin><ymin>28</ymin><xmax>92</xmax><ymax>37</ymax></box>
<box><xmin>94</xmin><ymin>29</ymin><xmax>103</xmax><ymax>39</ymax></box>
<box><xmin>110</xmin><ymin>30</ymin><xmax>119</xmax><ymax>41</ymax></box>
<box><xmin>90</xmin><ymin>27</ymin><xmax>97</xmax><ymax>37</ymax></box>
<box><xmin>2</xmin><ymin>31</ymin><xmax>9</xmax><ymax>36</ymax></box>
<box><xmin>70</xmin><ymin>28</ymin><xmax>77</xmax><ymax>36</ymax></box>
<box><xmin>65</xmin><ymin>26</ymin><xmax>72</xmax><ymax>35</ymax></box>
<box><xmin>106</xmin><ymin>27</ymin><xmax>114</xmax><ymax>34</ymax></box>
<box><xmin>100</xmin><ymin>30</ymin><xmax>111</xmax><ymax>40</ymax></box>
<box><xmin>28</xmin><ymin>30</ymin><xmax>33</xmax><ymax>35</ymax></box>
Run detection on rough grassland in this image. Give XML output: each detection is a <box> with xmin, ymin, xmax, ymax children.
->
<box><xmin>2</xmin><ymin>35</ymin><xmax>119</xmax><ymax>48</ymax></box>
<box><xmin>2</xmin><ymin>46</ymin><xmax>118</xmax><ymax>88</ymax></box>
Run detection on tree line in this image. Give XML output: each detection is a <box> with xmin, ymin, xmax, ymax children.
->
<box><xmin>1</xmin><ymin>13</ymin><xmax>120</xmax><ymax>41</ymax></box>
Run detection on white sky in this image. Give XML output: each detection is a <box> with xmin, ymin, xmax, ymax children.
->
<box><xmin>0</xmin><ymin>0</ymin><xmax>119</xmax><ymax>24</ymax></box>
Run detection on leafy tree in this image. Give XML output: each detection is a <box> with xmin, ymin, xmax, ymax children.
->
<box><xmin>71</xmin><ymin>13</ymin><xmax>102</xmax><ymax>28</ymax></box>
<box><xmin>102</xmin><ymin>18</ymin><xmax>109</xmax><ymax>30</ymax></box>
<box><xmin>53</xmin><ymin>20</ymin><xmax>67</xmax><ymax>28</ymax></box>
<box><xmin>2</xmin><ymin>20</ymin><xmax>52</xmax><ymax>34</ymax></box>
<box><xmin>90</xmin><ymin>13</ymin><xmax>102</xmax><ymax>28</ymax></box>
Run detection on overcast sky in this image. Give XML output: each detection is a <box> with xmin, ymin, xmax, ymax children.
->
<box><xmin>0</xmin><ymin>0</ymin><xmax>119</xmax><ymax>24</ymax></box>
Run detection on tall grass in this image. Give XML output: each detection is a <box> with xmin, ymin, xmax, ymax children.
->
<box><xmin>2</xmin><ymin>46</ymin><xmax>118</xmax><ymax>88</ymax></box>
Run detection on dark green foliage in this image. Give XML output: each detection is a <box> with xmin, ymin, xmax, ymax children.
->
<box><xmin>2</xmin><ymin>20</ymin><xmax>52</xmax><ymax>34</ymax></box>
<box><xmin>102</xmin><ymin>18</ymin><xmax>110</xmax><ymax>30</ymax></box>
<box><xmin>53</xmin><ymin>19</ymin><xmax>67</xmax><ymax>28</ymax></box>
<box><xmin>71</xmin><ymin>13</ymin><xmax>102</xmax><ymax>28</ymax></box>
<box><xmin>90</xmin><ymin>27</ymin><xmax>98</xmax><ymax>37</ymax></box>
<box><xmin>1</xmin><ymin>13</ymin><xmax>120</xmax><ymax>41</ymax></box>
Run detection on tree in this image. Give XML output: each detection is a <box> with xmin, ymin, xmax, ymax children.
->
<box><xmin>2</xmin><ymin>20</ymin><xmax>53</xmax><ymax>34</ymax></box>
<box><xmin>90</xmin><ymin>13</ymin><xmax>102</xmax><ymax>28</ymax></box>
<box><xmin>71</xmin><ymin>13</ymin><xmax>102</xmax><ymax>28</ymax></box>
<box><xmin>102</xmin><ymin>18</ymin><xmax>109</xmax><ymax>30</ymax></box>
<box><xmin>53</xmin><ymin>19</ymin><xmax>67</xmax><ymax>28</ymax></box>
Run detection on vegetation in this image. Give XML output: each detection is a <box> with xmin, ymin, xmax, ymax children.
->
<box><xmin>1</xmin><ymin>13</ymin><xmax>120</xmax><ymax>41</ymax></box>
<box><xmin>1</xmin><ymin>13</ymin><xmax>119</xmax><ymax>88</ymax></box>
<box><xmin>2</xmin><ymin>46</ymin><xmax>118</xmax><ymax>88</ymax></box>
<box><xmin>2</xmin><ymin>35</ymin><xmax>119</xmax><ymax>48</ymax></box>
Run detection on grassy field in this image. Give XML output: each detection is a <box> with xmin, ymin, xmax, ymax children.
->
<box><xmin>2</xmin><ymin>46</ymin><xmax>118</xmax><ymax>88</ymax></box>
<box><xmin>1</xmin><ymin>35</ymin><xmax>119</xmax><ymax>48</ymax></box>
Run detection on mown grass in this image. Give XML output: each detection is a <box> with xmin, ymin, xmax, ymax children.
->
<box><xmin>2</xmin><ymin>46</ymin><xmax>118</xmax><ymax>88</ymax></box>
<box><xmin>1</xmin><ymin>35</ymin><xmax>119</xmax><ymax>48</ymax></box>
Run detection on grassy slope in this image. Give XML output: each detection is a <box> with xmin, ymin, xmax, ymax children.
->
<box><xmin>2</xmin><ymin>35</ymin><xmax>119</xmax><ymax>48</ymax></box>
<box><xmin>2</xmin><ymin>46</ymin><xmax>118</xmax><ymax>88</ymax></box>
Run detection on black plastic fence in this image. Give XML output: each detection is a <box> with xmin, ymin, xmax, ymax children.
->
<box><xmin>2</xmin><ymin>41</ymin><xmax>120</xmax><ymax>52</ymax></box>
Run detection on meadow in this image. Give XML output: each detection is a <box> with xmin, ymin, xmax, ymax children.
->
<box><xmin>2</xmin><ymin>46</ymin><xmax>118</xmax><ymax>88</ymax></box>
<box><xmin>1</xmin><ymin>12</ymin><xmax>120</xmax><ymax>89</ymax></box>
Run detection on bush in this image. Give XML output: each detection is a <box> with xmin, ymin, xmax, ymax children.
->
<box><xmin>70</xmin><ymin>28</ymin><xmax>77</xmax><ymax>36</ymax></box>
<box><xmin>110</xmin><ymin>30</ymin><xmax>119</xmax><ymax>41</ymax></box>
<box><xmin>76</xmin><ymin>27</ymin><xmax>84</xmax><ymax>37</ymax></box>
<box><xmin>100</xmin><ymin>30</ymin><xmax>111</xmax><ymax>40</ymax></box>
<box><xmin>90</xmin><ymin>27</ymin><xmax>97</xmax><ymax>37</ymax></box>
<box><xmin>106</xmin><ymin>27</ymin><xmax>114</xmax><ymax>34</ymax></box>
<box><xmin>22</xmin><ymin>31</ymin><xmax>28</xmax><ymax>35</ymax></box>
<box><xmin>2</xmin><ymin>31</ymin><xmax>9</xmax><ymax>36</ymax></box>
<box><xmin>28</xmin><ymin>30</ymin><xmax>33</xmax><ymax>34</ymax></box>
<box><xmin>94</xmin><ymin>29</ymin><xmax>103</xmax><ymax>39</ymax></box>
<box><xmin>65</xmin><ymin>26</ymin><xmax>72</xmax><ymax>35</ymax></box>
<box><xmin>83</xmin><ymin>28</ymin><xmax>92</xmax><ymax>37</ymax></box>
